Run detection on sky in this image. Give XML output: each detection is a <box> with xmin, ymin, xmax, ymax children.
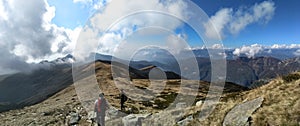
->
<box><xmin>47</xmin><ymin>0</ymin><xmax>300</xmax><ymax>47</ymax></box>
<box><xmin>0</xmin><ymin>0</ymin><xmax>300</xmax><ymax>74</ymax></box>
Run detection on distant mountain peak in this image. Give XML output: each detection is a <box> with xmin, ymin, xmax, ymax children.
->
<box><xmin>39</xmin><ymin>54</ymin><xmax>75</xmax><ymax>65</ymax></box>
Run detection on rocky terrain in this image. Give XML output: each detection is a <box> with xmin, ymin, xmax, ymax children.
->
<box><xmin>0</xmin><ymin>60</ymin><xmax>299</xmax><ymax>126</ymax></box>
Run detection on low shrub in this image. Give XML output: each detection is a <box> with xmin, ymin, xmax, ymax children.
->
<box><xmin>282</xmin><ymin>73</ymin><xmax>300</xmax><ymax>83</ymax></box>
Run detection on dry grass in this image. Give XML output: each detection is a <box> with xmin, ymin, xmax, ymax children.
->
<box><xmin>250</xmin><ymin>79</ymin><xmax>300</xmax><ymax>125</ymax></box>
<box><xmin>193</xmin><ymin>73</ymin><xmax>300</xmax><ymax>126</ymax></box>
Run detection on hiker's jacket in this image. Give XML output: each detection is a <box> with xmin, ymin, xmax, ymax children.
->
<box><xmin>94</xmin><ymin>97</ymin><xmax>108</xmax><ymax>114</ymax></box>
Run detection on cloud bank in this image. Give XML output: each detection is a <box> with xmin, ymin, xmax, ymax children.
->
<box><xmin>233</xmin><ymin>44</ymin><xmax>264</xmax><ymax>58</ymax></box>
<box><xmin>233</xmin><ymin>44</ymin><xmax>300</xmax><ymax>58</ymax></box>
<box><xmin>75</xmin><ymin>0</ymin><xmax>191</xmax><ymax>60</ymax></box>
<box><xmin>271</xmin><ymin>44</ymin><xmax>300</xmax><ymax>49</ymax></box>
<box><xmin>0</xmin><ymin>0</ymin><xmax>80</xmax><ymax>74</ymax></box>
<box><xmin>0</xmin><ymin>0</ymin><xmax>193</xmax><ymax>73</ymax></box>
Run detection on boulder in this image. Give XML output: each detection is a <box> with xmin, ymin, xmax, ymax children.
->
<box><xmin>122</xmin><ymin>114</ymin><xmax>152</xmax><ymax>126</ymax></box>
<box><xmin>107</xmin><ymin>108</ymin><xmax>119</xmax><ymax>120</ymax></box>
<box><xmin>69</xmin><ymin>112</ymin><xmax>80</xmax><ymax>125</ymax></box>
<box><xmin>196</xmin><ymin>100</ymin><xmax>203</xmax><ymax>106</ymax></box>
<box><xmin>87</xmin><ymin>111</ymin><xmax>96</xmax><ymax>120</ymax></box>
<box><xmin>223</xmin><ymin>97</ymin><xmax>264</xmax><ymax>126</ymax></box>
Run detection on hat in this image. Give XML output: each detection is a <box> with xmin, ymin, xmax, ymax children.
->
<box><xmin>99</xmin><ymin>93</ymin><xmax>104</xmax><ymax>97</ymax></box>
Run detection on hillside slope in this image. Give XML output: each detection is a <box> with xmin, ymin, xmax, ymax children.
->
<box><xmin>0</xmin><ymin>64</ymin><xmax>73</xmax><ymax>112</ymax></box>
<box><xmin>195</xmin><ymin>72</ymin><xmax>300</xmax><ymax>125</ymax></box>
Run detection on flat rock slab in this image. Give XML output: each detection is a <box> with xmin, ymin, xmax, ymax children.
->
<box><xmin>223</xmin><ymin>97</ymin><xmax>264</xmax><ymax>126</ymax></box>
<box><xmin>177</xmin><ymin>115</ymin><xmax>193</xmax><ymax>126</ymax></box>
<box><xmin>122</xmin><ymin>113</ymin><xmax>152</xmax><ymax>126</ymax></box>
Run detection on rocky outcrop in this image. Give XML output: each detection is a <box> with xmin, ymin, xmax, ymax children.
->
<box><xmin>68</xmin><ymin>112</ymin><xmax>80</xmax><ymax>125</ymax></box>
<box><xmin>122</xmin><ymin>114</ymin><xmax>152</xmax><ymax>126</ymax></box>
<box><xmin>223</xmin><ymin>97</ymin><xmax>264</xmax><ymax>126</ymax></box>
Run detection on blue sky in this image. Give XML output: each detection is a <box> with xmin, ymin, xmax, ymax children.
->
<box><xmin>47</xmin><ymin>0</ymin><xmax>300</xmax><ymax>48</ymax></box>
<box><xmin>189</xmin><ymin>0</ymin><xmax>300</xmax><ymax>47</ymax></box>
<box><xmin>47</xmin><ymin>0</ymin><xmax>90</xmax><ymax>29</ymax></box>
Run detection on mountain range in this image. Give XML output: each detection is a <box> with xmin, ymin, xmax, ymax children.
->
<box><xmin>93</xmin><ymin>51</ymin><xmax>300</xmax><ymax>87</ymax></box>
<box><xmin>38</xmin><ymin>52</ymin><xmax>300</xmax><ymax>87</ymax></box>
<box><xmin>0</xmin><ymin>50</ymin><xmax>299</xmax><ymax>113</ymax></box>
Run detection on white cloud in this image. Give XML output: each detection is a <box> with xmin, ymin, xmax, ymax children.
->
<box><xmin>166</xmin><ymin>34</ymin><xmax>188</xmax><ymax>54</ymax></box>
<box><xmin>233</xmin><ymin>44</ymin><xmax>264</xmax><ymax>58</ymax></box>
<box><xmin>74</xmin><ymin>0</ymin><xmax>191</xmax><ymax>59</ymax></box>
<box><xmin>271</xmin><ymin>44</ymin><xmax>287</xmax><ymax>49</ymax></box>
<box><xmin>229</xmin><ymin>1</ymin><xmax>275</xmax><ymax>34</ymax></box>
<box><xmin>211</xmin><ymin>44</ymin><xmax>224</xmax><ymax>49</ymax></box>
<box><xmin>74</xmin><ymin>27</ymin><xmax>99</xmax><ymax>61</ymax></box>
<box><xmin>204</xmin><ymin>8</ymin><xmax>232</xmax><ymax>40</ymax></box>
<box><xmin>289</xmin><ymin>44</ymin><xmax>300</xmax><ymax>49</ymax></box>
<box><xmin>232</xmin><ymin>44</ymin><xmax>300</xmax><ymax>58</ymax></box>
<box><xmin>0</xmin><ymin>0</ymin><xmax>80</xmax><ymax>74</ymax></box>
<box><xmin>73</xmin><ymin>0</ymin><xmax>111</xmax><ymax>10</ymax></box>
<box><xmin>294</xmin><ymin>49</ymin><xmax>300</xmax><ymax>56</ymax></box>
<box><xmin>0</xmin><ymin>0</ymin><xmax>8</xmax><ymax>21</ymax></box>
<box><xmin>99</xmin><ymin>32</ymin><xmax>123</xmax><ymax>54</ymax></box>
<box><xmin>73</xmin><ymin>0</ymin><xmax>91</xmax><ymax>3</ymax></box>
<box><xmin>42</xmin><ymin>1</ymin><xmax>55</xmax><ymax>30</ymax></box>
<box><xmin>204</xmin><ymin>1</ymin><xmax>275</xmax><ymax>40</ymax></box>
<box><xmin>90</xmin><ymin>0</ymin><xmax>189</xmax><ymax>32</ymax></box>
<box><xmin>218</xmin><ymin>52</ymin><xmax>227</xmax><ymax>58</ymax></box>
<box><xmin>1</xmin><ymin>0</ymin><xmax>192</xmax><ymax>73</ymax></box>
<box><xmin>270</xmin><ymin>44</ymin><xmax>300</xmax><ymax>49</ymax></box>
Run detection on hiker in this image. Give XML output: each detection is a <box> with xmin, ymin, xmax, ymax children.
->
<box><xmin>94</xmin><ymin>93</ymin><xmax>109</xmax><ymax>126</ymax></box>
<box><xmin>120</xmin><ymin>89</ymin><xmax>128</xmax><ymax>111</ymax></box>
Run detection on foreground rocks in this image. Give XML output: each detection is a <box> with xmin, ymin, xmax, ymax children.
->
<box><xmin>68</xmin><ymin>112</ymin><xmax>80</xmax><ymax>125</ymax></box>
<box><xmin>122</xmin><ymin>114</ymin><xmax>152</xmax><ymax>126</ymax></box>
<box><xmin>223</xmin><ymin>97</ymin><xmax>264</xmax><ymax>126</ymax></box>
<box><xmin>177</xmin><ymin>115</ymin><xmax>194</xmax><ymax>126</ymax></box>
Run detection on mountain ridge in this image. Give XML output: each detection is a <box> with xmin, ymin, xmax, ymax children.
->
<box><xmin>0</xmin><ymin>53</ymin><xmax>299</xmax><ymax>113</ymax></box>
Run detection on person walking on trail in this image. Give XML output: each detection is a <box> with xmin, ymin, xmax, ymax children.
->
<box><xmin>94</xmin><ymin>93</ymin><xmax>109</xmax><ymax>126</ymax></box>
<box><xmin>120</xmin><ymin>89</ymin><xmax>128</xmax><ymax>111</ymax></box>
